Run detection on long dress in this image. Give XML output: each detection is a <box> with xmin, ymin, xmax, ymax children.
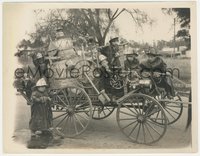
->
<box><xmin>29</xmin><ymin>89</ymin><xmax>53</xmax><ymax>132</ymax></box>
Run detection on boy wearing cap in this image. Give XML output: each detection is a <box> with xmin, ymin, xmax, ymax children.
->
<box><xmin>124</xmin><ymin>49</ymin><xmax>139</xmax><ymax>71</ymax></box>
<box><xmin>27</xmin><ymin>78</ymin><xmax>53</xmax><ymax>148</ymax></box>
<box><xmin>98</xmin><ymin>37</ymin><xmax>121</xmax><ymax>68</ymax></box>
<box><xmin>124</xmin><ymin>49</ymin><xmax>140</xmax><ymax>92</ymax></box>
<box><xmin>140</xmin><ymin>48</ymin><xmax>175</xmax><ymax>98</ymax></box>
<box><xmin>32</xmin><ymin>52</ymin><xmax>49</xmax><ymax>77</ymax></box>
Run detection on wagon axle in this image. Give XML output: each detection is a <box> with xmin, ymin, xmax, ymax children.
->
<box><xmin>137</xmin><ymin>114</ymin><xmax>146</xmax><ymax>123</ymax></box>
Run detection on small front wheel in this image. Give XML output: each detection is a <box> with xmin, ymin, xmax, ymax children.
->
<box><xmin>92</xmin><ymin>105</ymin><xmax>115</xmax><ymax>120</ymax></box>
<box><xmin>51</xmin><ymin>86</ymin><xmax>93</xmax><ymax>138</ymax></box>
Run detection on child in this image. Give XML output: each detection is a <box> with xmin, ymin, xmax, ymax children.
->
<box><xmin>27</xmin><ymin>78</ymin><xmax>53</xmax><ymax>149</ymax></box>
<box><xmin>124</xmin><ymin>49</ymin><xmax>140</xmax><ymax>92</ymax></box>
<box><xmin>124</xmin><ymin>49</ymin><xmax>139</xmax><ymax>71</ymax></box>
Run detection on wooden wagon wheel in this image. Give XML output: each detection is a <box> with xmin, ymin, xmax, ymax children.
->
<box><xmin>74</xmin><ymin>60</ymin><xmax>100</xmax><ymax>89</ymax></box>
<box><xmin>116</xmin><ymin>93</ymin><xmax>167</xmax><ymax>144</ymax></box>
<box><xmin>156</xmin><ymin>94</ymin><xmax>183</xmax><ymax>125</ymax></box>
<box><xmin>92</xmin><ymin>105</ymin><xmax>115</xmax><ymax>120</ymax></box>
<box><xmin>50</xmin><ymin>86</ymin><xmax>93</xmax><ymax>138</ymax></box>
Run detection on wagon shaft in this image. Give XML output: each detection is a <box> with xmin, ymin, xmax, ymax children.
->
<box><xmin>158</xmin><ymin>99</ymin><xmax>192</xmax><ymax>106</ymax></box>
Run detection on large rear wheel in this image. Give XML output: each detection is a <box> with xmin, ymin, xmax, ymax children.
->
<box><xmin>116</xmin><ymin>93</ymin><xmax>167</xmax><ymax>144</ymax></box>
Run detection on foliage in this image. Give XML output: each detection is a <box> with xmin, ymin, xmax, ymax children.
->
<box><xmin>162</xmin><ymin>8</ymin><xmax>190</xmax><ymax>49</ymax></box>
<box><xmin>20</xmin><ymin>8</ymin><xmax>153</xmax><ymax>49</ymax></box>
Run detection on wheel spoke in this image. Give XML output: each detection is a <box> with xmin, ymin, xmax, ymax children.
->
<box><xmin>92</xmin><ymin>106</ymin><xmax>114</xmax><ymax>120</ymax></box>
<box><xmin>144</xmin><ymin>122</ymin><xmax>154</xmax><ymax>141</ymax></box>
<box><xmin>67</xmin><ymin>116</ymin><xmax>71</xmax><ymax>135</ymax></box>
<box><xmin>53</xmin><ymin>113</ymin><xmax>67</xmax><ymax>120</ymax></box>
<box><xmin>136</xmin><ymin>123</ymin><xmax>141</xmax><ymax>142</ymax></box>
<box><xmin>76</xmin><ymin>101</ymin><xmax>90</xmax><ymax>108</ymax></box>
<box><xmin>74</xmin><ymin>114</ymin><xmax>85</xmax><ymax>128</ymax></box>
<box><xmin>123</xmin><ymin>104</ymin><xmax>138</xmax><ymax>116</ymax></box>
<box><xmin>154</xmin><ymin>110</ymin><xmax>160</xmax><ymax>122</ymax></box>
<box><xmin>146</xmin><ymin>119</ymin><xmax>165</xmax><ymax>128</ymax></box>
<box><xmin>74</xmin><ymin>92</ymin><xmax>84</xmax><ymax>106</ymax></box>
<box><xmin>76</xmin><ymin>113</ymin><xmax>89</xmax><ymax>121</ymax></box>
<box><xmin>142</xmin><ymin>123</ymin><xmax>146</xmax><ymax>143</ymax></box>
<box><xmin>52</xmin><ymin>110</ymin><xmax>66</xmax><ymax>112</ymax></box>
<box><xmin>52</xmin><ymin>103</ymin><xmax>66</xmax><ymax>108</ymax></box>
<box><xmin>76</xmin><ymin>104</ymin><xmax>90</xmax><ymax>110</ymax></box>
<box><xmin>119</xmin><ymin>118</ymin><xmax>137</xmax><ymax>121</ymax></box>
<box><xmin>55</xmin><ymin>114</ymin><xmax>68</xmax><ymax>127</ymax></box>
<box><xmin>75</xmin><ymin>110</ymin><xmax>90</xmax><ymax>113</ymax></box>
<box><xmin>149</xmin><ymin>118</ymin><xmax>165</xmax><ymax>121</ymax></box>
<box><xmin>121</xmin><ymin>120</ymin><xmax>138</xmax><ymax>130</ymax></box>
<box><xmin>164</xmin><ymin>108</ymin><xmax>176</xmax><ymax>119</ymax></box>
<box><xmin>145</xmin><ymin>121</ymin><xmax>161</xmax><ymax>136</ymax></box>
<box><xmin>142</xmin><ymin>99</ymin><xmax>146</xmax><ymax>115</ymax></box>
<box><xmin>102</xmin><ymin>110</ymin><xmax>106</xmax><ymax>116</ymax></box>
<box><xmin>72</xmin><ymin>116</ymin><xmax>78</xmax><ymax>135</ymax></box>
<box><xmin>105</xmin><ymin>107</ymin><xmax>114</xmax><ymax>112</ymax></box>
<box><xmin>60</xmin><ymin>114</ymin><xmax>69</xmax><ymax>134</ymax></box>
<box><xmin>61</xmin><ymin>89</ymin><xmax>70</xmax><ymax>105</ymax></box>
<box><xmin>136</xmin><ymin>97</ymin><xmax>142</xmax><ymax>114</ymax></box>
<box><xmin>165</xmin><ymin>107</ymin><xmax>180</xmax><ymax>115</ymax></box>
<box><xmin>128</xmin><ymin>122</ymin><xmax>139</xmax><ymax>136</ymax></box>
<box><xmin>56</xmin><ymin>95</ymin><xmax>68</xmax><ymax>106</ymax></box>
<box><xmin>127</xmin><ymin>99</ymin><xmax>139</xmax><ymax>114</ymax></box>
<box><xmin>92</xmin><ymin>107</ymin><xmax>96</xmax><ymax>117</ymax></box>
<box><xmin>66</xmin><ymin>88</ymin><xmax>72</xmax><ymax>104</ymax></box>
<box><xmin>145</xmin><ymin>108</ymin><xmax>160</xmax><ymax>117</ymax></box>
<box><xmin>144</xmin><ymin>102</ymin><xmax>154</xmax><ymax>116</ymax></box>
<box><xmin>120</xmin><ymin>110</ymin><xmax>137</xmax><ymax>117</ymax></box>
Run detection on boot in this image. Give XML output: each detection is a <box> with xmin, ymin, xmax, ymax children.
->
<box><xmin>27</xmin><ymin>135</ymin><xmax>48</xmax><ymax>149</ymax></box>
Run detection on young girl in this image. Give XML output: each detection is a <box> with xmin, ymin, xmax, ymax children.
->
<box><xmin>27</xmin><ymin>78</ymin><xmax>53</xmax><ymax>148</ymax></box>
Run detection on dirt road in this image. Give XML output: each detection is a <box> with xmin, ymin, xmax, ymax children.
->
<box><xmin>13</xmin><ymin>95</ymin><xmax>191</xmax><ymax>149</ymax></box>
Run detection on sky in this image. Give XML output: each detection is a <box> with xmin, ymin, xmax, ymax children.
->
<box><xmin>19</xmin><ymin>7</ymin><xmax>180</xmax><ymax>46</ymax></box>
<box><xmin>114</xmin><ymin>8</ymin><xmax>180</xmax><ymax>45</ymax></box>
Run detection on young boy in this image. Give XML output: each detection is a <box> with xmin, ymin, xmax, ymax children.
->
<box><xmin>140</xmin><ymin>48</ymin><xmax>175</xmax><ymax>99</ymax></box>
<box><xmin>27</xmin><ymin>78</ymin><xmax>53</xmax><ymax>149</ymax></box>
<box><xmin>124</xmin><ymin>49</ymin><xmax>140</xmax><ymax>92</ymax></box>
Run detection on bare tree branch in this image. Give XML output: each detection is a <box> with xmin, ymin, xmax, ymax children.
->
<box><xmin>113</xmin><ymin>8</ymin><xmax>125</xmax><ymax>20</ymax></box>
<box><xmin>111</xmin><ymin>9</ymin><xmax>119</xmax><ymax>19</ymax></box>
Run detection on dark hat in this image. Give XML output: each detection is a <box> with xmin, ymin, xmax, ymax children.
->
<box><xmin>109</xmin><ymin>37</ymin><xmax>119</xmax><ymax>43</ymax></box>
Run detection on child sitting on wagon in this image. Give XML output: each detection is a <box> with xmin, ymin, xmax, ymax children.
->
<box><xmin>124</xmin><ymin>48</ymin><xmax>140</xmax><ymax>92</ymax></box>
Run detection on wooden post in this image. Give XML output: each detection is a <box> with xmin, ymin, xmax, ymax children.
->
<box><xmin>173</xmin><ymin>18</ymin><xmax>176</xmax><ymax>58</ymax></box>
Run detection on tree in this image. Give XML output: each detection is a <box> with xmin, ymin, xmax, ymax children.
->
<box><xmin>33</xmin><ymin>9</ymin><xmax>153</xmax><ymax>46</ymax></box>
<box><xmin>162</xmin><ymin>8</ymin><xmax>190</xmax><ymax>49</ymax></box>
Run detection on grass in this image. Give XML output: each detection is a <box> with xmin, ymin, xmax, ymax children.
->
<box><xmin>18</xmin><ymin>52</ymin><xmax>191</xmax><ymax>90</ymax></box>
<box><xmin>163</xmin><ymin>57</ymin><xmax>191</xmax><ymax>84</ymax></box>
